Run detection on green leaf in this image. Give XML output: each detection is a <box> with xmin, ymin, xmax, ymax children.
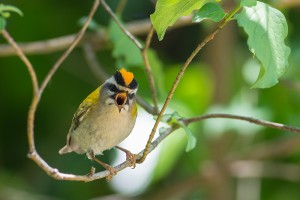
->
<box><xmin>0</xmin><ymin>4</ymin><xmax>23</xmax><ymax>17</ymax></box>
<box><xmin>235</xmin><ymin>1</ymin><xmax>290</xmax><ymax>88</ymax></box>
<box><xmin>108</xmin><ymin>19</ymin><xmax>143</xmax><ymax>67</ymax></box>
<box><xmin>160</xmin><ymin>112</ymin><xmax>197</xmax><ymax>151</ymax></box>
<box><xmin>151</xmin><ymin>0</ymin><xmax>209</xmax><ymax>41</ymax></box>
<box><xmin>0</xmin><ymin>16</ymin><xmax>6</xmax><ymax>32</ymax></box>
<box><xmin>178</xmin><ymin>121</ymin><xmax>197</xmax><ymax>151</ymax></box>
<box><xmin>193</xmin><ymin>2</ymin><xmax>226</xmax><ymax>23</ymax></box>
<box><xmin>241</xmin><ymin>0</ymin><xmax>257</xmax><ymax>7</ymax></box>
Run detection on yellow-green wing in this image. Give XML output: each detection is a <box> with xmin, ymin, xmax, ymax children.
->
<box><xmin>69</xmin><ymin>86</ymin><xmax>101</xmax><ymax>132</ymax></box>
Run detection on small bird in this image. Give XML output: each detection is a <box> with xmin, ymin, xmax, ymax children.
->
<box><xmin>59</xmin><ymin>68</ymin><xmax>138</xmax><ymax>176</ymax></box>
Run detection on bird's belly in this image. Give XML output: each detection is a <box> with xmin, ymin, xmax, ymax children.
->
<box><xmin>71</xmin><ymin>106</ymin><xmax>136</xmax><ymax>155</ymax></box>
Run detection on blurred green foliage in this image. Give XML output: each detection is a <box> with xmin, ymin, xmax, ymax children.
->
<box><xmin>0</xmin><ymin>0</ymin><xmax>300</xmax><ymax>200</ymax></box>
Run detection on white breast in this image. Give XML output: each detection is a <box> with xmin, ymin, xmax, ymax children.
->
<box><xmin>70</xmin><ymin>103</ymin><xmax>136</xmax><ymax>155</ymax></box>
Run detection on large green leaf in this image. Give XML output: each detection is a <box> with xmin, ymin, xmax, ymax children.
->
<box><xmin>108</xmin><ymin>19</ymin><xmax>143</xmax><ymax>68</ymax></box>
<box><xmin>235</xmin><ymin>1</ymin><xmax>290</xmax><ymax>88</ymax></box>
<box><xmin>151</xmin><ymin>0</ymin><xmax>209</xmax><ymax>41</ymax></box>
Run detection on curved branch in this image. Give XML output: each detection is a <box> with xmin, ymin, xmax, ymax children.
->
<box><xmin>142</xmin><ymin>27</ymin><xmax>159</xmax><ymax>114</ymax></box>
<box><xmin>22</xmin><ymin>0</ymin><xmax>100</xmax><ymax>171</ymax></box>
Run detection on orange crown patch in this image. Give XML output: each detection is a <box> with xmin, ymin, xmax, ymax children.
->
<box><xmin>119</xmin><ymin>68</ymin><xmax>134</xmax><ymax>86</ymax></box>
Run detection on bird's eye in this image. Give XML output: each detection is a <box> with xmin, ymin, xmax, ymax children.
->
<box><xmin>108</xmin><ymin>84</ymin><xmax>119</xmax><ymax>92</ymax></box>
<box><xmin>128</xmin><ymin>93</ymin><xmax>135</xmax><ymax>99</ymax></box>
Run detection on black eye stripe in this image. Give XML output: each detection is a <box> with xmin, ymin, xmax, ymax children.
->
<box><xmin>107</xmin><ymin>84</ymin><xmax>120</xmax><ymax>92</ymax></box>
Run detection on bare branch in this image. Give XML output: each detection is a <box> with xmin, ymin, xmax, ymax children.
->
<box><xmin>25</xmin><ymin>0</ymin><xmax>100</xmax><ymax>172</ymax></box>
<box><xmin>184</xmin><ymin>113</ymin><xmax>300</xmax><ymax>134</ymax></box>
<box><xmin>4</xmin><ymin>0</ymin><xmax>300</xmax><ymax>182</ymax></box>
<box><xmin>142</xmin><ymin>27</ymin><xmax>159</xmax><ymax>114</ymax></box>
<box><xmin>100</xmin><ymin>0</ymin><xmax>143</xmax><ymax>50</ymax></box>
<box><xmin>138</xmin><ymin>8</ymin><xmax>240</xmax><ymax>163</ymax></box>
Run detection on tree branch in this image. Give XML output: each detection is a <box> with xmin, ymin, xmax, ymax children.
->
<box><xmin>5</xmin><ymin>0</ymin><xmax>101</xmax><ymax>175</ymax></box>
<box><xmin>3</xmin><ymin>0</ymin><xmax>300</xmax><ymax>182</ymax></box>
<box><xmin>184</xmin><ymin>113</ymin><xmax>300</xmax><ymax>134</ymax></box>
<box><xmin>138</xmin><ymin>6</ymin><xmax>242</xmax><ymax>163</ymax></box>
<box><xmin>142</xmin><ymin>26</ymin><xmax>159</xmax><ymax>114</ymax></box>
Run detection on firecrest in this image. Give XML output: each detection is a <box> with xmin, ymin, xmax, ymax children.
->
<box><xmin>59</xmin><ymin>68</ymin><xmax>138</xmax><ymax>175</ymax></box>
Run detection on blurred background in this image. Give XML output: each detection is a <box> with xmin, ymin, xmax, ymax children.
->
<box><xmin>1</xmin><ymin>0</ymin><xmax>300</xmax><ymax>199</ymax></box>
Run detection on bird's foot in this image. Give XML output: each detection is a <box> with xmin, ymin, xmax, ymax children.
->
<box><xmin>116</xmin><ymin>146</ymin><xmax>137</xmax><ymax>169</ymax></box>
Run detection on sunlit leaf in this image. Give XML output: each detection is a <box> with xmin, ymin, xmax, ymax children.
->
<box><xmin>193</xmin><ymin>2</ymin><xmax>226</xmax><ymax>23</ymax></box>
<box><xmin>150</xmin><ymin>0</ymin><xmax>210</xmax><ymax>41</ymax></box>
<box><xmin>235</xmin><ymin>1</ymin><xmax>290</xmax><ymax>88</ymax></box>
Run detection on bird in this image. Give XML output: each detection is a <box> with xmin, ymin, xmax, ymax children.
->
<box><xmin>59</xmin><ymin>68</ymin><xmax>138</xmax><ymax>176</ymax></box>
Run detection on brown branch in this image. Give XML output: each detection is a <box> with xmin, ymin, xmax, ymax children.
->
<box><xmin>138</xmin><ymin>12</ymin><xmax>235</xmax><ymax>163</ymax></box>
<box><xmin>184</xmin><ymin>113</ymin><xmax>300</xmax><ymax>134</ymax></box>
<box><xmin>18</xmin><ymin>0</ymin><xmax>100</xmax><ymax>176</ymax></box>
<box><xmin>142</xmin><ymin>26</ymin><xmax>159</xmax><ymax>114</ymax></box>
<box><xmin>4</xmin><ymin>0</ymin><xmax>299</xmax><ymax>182</ymax></box>
<box><xmin>100</xmin><ymin>0</ymin><xmax>143</xmax><ymax>50</ymax></box>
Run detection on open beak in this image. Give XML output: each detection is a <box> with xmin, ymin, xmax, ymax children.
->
<box><xmin>115</xmin><ymin>92</ymin><xmax>127</xmax><ymax>113</ymax></box>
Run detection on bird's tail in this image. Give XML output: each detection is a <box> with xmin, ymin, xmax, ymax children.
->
<box><xmin>58</xmin><ymin>145</ymin><xmax>72</xmax><ymax>155</ymax></box>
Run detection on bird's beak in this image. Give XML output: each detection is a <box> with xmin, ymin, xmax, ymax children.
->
<box><xmin>115</xmin><ymin>92</ymin><xmax>127</xmax><ymax>113</ymax></box>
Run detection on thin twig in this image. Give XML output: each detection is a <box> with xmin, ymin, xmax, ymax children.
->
<box><xmin>142</xmin><ymin>26</ymin><xmax>159</xmax><ymax>114</ymax></box>
<box><xmin>1</xmin><ymin>29</ymin><xmax>39</xmax><ymax>95</ymax></box>
<box><xmin>100</xmin><ymin>0</ymin><xmax>143</xmax><ymax>50</ymax></box>
<box><xmin>138</xmin><ymin>7</ymin><xmax>241</xmax><ymax>163</ymax></box>
<box><xmin>184</xmin><ymin>113</ymin><xmax>300</xmax><ymax>134</ymax></box>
